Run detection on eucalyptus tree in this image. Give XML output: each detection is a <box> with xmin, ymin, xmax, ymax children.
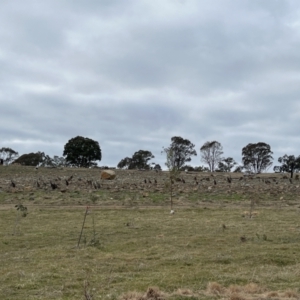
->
<box><xmin>242</xmin><ymin>142</ymin><xmax>273</xmax><ymax>173</ymax></box>
<box><xmin>0</xmin><ymin>147</ymin><xmax>19</xmax><ymax>165</ymax></box>
<box><xmin>117</xmin><ymin>150</ymin><xmax>154</xmax><ymax>170</ymax></box>
<box><xmin>162</xmin><ymin>136</ymin><xmax>197</xmax><ymax>170</ymax></box>
<box><xmin>277</xmin><ymin>154</ymin><xmax>300</xmax><ymax>178</ymax></box>
<box><xmin>218</xmin><ymin>157</ymin><xmax>237</xmax><ymax>172</ymax></box>
<box><xmin>200</xmin><ymin>141</ymin><xmax>223</xmax><ymax>172</ymax></box>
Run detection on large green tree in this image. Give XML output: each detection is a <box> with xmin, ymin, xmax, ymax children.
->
<box><xmin>242</xmin><ymin>142</ymin><xmax>273</xmax><ymax>173</ymax></box>
<box><xmin>63</xmin><ymin>136</ymin><xmax>101</xmax><ymax>167</ymax></box>
<box><xmin>200</xmin><ymin>141</ymin><xmax>223</xmax><ymax>172</ymax></box>
<box><xmin>117</xmin><ymin>150</ymin><xmax>154</xmax><ymax>169</ymax></box>
<box><xmin>277</xmin><ymin>154</ymin><xmax>300</xmax><ymax>178</ymax></box>
<box><xmin>162</xmin><ymin>136</ymin><xmax>197</xmax><ymax>170</ymax></box>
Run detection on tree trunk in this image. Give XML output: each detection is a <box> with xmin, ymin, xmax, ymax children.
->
<box><xmin>291</xmin><ymin>164</ymin><xmax>295</xmax><ymax>179</ymax></box>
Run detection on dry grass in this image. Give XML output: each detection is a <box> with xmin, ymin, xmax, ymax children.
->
<box><xmin>1</xmin><ymin>166</ymin><xmax>300</xmax><ymax>299</ymax></box>
<box><xmin>1</xmin><ymin>205</ymin><xmax>300</xmax><ymax>299</ymax></box>
<box><xmin>1</xmin><ymin>165</ymin><xmax>300</xmax><ymax>209</ymax></box>
<box><xmin>204</xmin><ymin>282</ymin><xmax>299</xmax><ymax>300</ymax></box>
<box><xmin>120</xmin><ymin>283</ymin><xmax>300</xmax><ymax>300</ymax></box>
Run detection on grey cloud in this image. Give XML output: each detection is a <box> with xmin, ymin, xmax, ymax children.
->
<box><xmin>1</xmin><ymin>0</ymin><xmax>300</xmax><ymax>168</ymax></box>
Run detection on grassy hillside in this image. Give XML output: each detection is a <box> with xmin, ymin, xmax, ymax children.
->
<box><xmin>0</xmin><ymin>166</ymin><xmax>300</xmax><ymax>299</ymax></box>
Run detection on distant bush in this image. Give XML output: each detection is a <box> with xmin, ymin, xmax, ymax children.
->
<box><xmin>13</xmin><ymin>152</ymin><xmax>44</xmax><ymax>166</ymax></box>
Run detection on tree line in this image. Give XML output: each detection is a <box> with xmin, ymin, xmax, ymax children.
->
<box><xmin>1</xmin><ymin>135</ymin><xmax>299</xmax><ymax>178</ymax></box>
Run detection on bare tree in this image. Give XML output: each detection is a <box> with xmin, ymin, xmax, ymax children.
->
<box><xmin>200</xmin><ymin>141</ymin><xmax>223</xmax><ymax>172</ymax></box>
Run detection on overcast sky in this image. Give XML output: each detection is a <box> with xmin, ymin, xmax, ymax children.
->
<box><xmin>1</xmin><ymin>0</ymin><xmax>300</xmax><ymax>169</ymax></box>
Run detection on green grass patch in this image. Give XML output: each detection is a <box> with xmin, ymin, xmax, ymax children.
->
<box><xmin>1</xmin><ymin>205</ymin><xmax>300</xmax><ymax>299</ymax></box>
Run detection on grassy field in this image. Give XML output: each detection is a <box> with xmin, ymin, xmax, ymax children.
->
<box><xmin>1</xmin><ymin>205</ymin><xmax>300</xmax><ymax>299</ymax></box>
<box><xmin>1</xmin><ymin>166</ymin><xmax>300</xmax><ymax>299</ymax></box>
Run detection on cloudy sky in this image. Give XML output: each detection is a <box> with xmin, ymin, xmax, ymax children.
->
<box><xmin>1</xmin><ymin>0</ymin><xmax>300</xmax><ymax>169</ymax></box>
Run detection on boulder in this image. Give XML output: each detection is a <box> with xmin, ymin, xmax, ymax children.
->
<box><xmin>101</xmin><ymin>170</ymin><xmax>116</xmax><ymax>180</ymax></box>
